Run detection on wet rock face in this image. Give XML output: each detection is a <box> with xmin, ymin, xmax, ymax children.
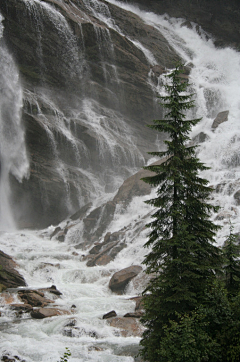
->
<box><xmin>0</xmin><ymin>0</ymin><xmax>179</xmax><ymax>228</ymax></box>
<box><xmin>1</xmin><ymin>0</ymin><xmax>237</xmax><ymax>229</ymax></box>
<box><xmin>122</xmin><ymin>0</ymin><xmax>240</xmax><ymax>49</ymax></box>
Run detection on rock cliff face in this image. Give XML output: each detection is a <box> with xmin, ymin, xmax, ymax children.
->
<box><xmin>0</xmin><ymin>0</ymin><xmax>239</xmax><ymax>229</ymax></box>
<box><xmin>0</xmin><ymin>0</ymin><xmax>179</xmax><ymax>228</ymax></box>
<box><xmin>123</xmin><ymin>0</ymin><xmax>240</xmax><ymax>49</ymax></box>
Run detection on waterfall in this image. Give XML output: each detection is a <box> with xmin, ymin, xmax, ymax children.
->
<box><xmin>0</xmin><ymin>18</ymin><xmax>29</xmax><ymax>230</ymax></box>
<box><xmin>0</xmin><ymin>0</ymin><xmax>240</xmax><ymax>361</ymax></box>
<box><xmin>22</xmin><ymin>0</ymin><xmax>83</xmax><ymax>80</ymax></box>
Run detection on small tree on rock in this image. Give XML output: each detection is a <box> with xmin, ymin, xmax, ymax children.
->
<box><xmin>140</xmin><ymin>64</ymin><xmax>222</xmax><ymax>362</ymax></box>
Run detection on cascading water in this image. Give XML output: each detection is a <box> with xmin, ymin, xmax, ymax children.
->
<box><xmin>0</xmin><ymin>16</ymin><xmax>29</xmax><ymax>231</ymax></box>
<box><xmin>0</xmin><ymin>0</ymin><xmax>240</xmax><ymax>361</ymax></box>
<box><xmin>7</xmin><ymin>0</ymin><xmax>150</xmax><ymax>226</ymax></box>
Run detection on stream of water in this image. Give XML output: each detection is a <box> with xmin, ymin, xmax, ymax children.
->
<box><xmin>0</xmin><ymin>1</ymin><xmax>240</xmax><ymax>361</ymax></box>
<box><xmin>0</xmin><ymin>17</ymin><xmax>29</xmax><ymax>231</ymax></box>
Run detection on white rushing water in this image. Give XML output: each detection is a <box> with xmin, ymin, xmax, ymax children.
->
<box><xmin>0</xmin><ymin>16</ymin><xmax>29</xmax><ymax>231</ymax></box>
<box><xmin>1</xmin><ymin>0</ymin><xmax>240</xmax><ymax>361</ymax></box>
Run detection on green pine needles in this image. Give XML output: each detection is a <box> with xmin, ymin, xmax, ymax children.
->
<box><xmin>222</xmin><ymin>222</ymin><xmax>240</xmax><ymax>298</ymax></box>
<box><xmin>140</xmin><ymin>64</ymin><xmax>222</xmax><ymax>362</ymax></box>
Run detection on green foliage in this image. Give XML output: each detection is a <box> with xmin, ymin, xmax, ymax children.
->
<box><xmin>222</xmin><ymin>223</ymin><xmax>240</xmax><ymax>297</ymax></box>
<box><xmin>58</xmin><ymin>348</ymin><xmax>71</xmax><ymax>362</ymax></box>
<box><xmin>140</xmin><ymin>64</ymin><xmax>222</xmax><ymax>362</ymax></box>
<box><xmin>218</xmin><ymin>291</ymin><xmax>240</xmax><ymax>362</ymax></box>
<box><xmin>158</xmin><ymin>311</ymin><xmax>220</xmax><ymax>362</ymax></box>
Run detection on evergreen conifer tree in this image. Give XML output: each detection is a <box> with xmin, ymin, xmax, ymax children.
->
<box><xmin>222</xmin><ymin>223</ymin><xmax>240</xmax><ymax>298</ymax></box>
<box><xmin>140</xmin><ymin>64</ymin><xmax>222</xmax><ymax>362</ymax></box>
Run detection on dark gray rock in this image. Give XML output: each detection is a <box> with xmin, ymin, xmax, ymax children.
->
<box><xmin>103</xmin><ymin>310</ymin><xmax>117</xmax><ymax>319</ymax></box>
<box><xmin>212</xmin><ymin>110</ymin><xmax>229</xmax><ymax>129</ymax></box>
<box><xmin>109</xmin><ymin>265</ymin><xmax>143</xmax><ymax>294</ymax></box>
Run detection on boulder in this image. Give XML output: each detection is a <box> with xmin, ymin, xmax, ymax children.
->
<box><xmin>212</xmin><ymin>110</ymin><xmax>229</xmax><ymax>129</ymax></box>
<box><xmin>9</xmin><ymin>303</ymin><xmax>33</xmax><ymax>315</ymax></box>
<box><xmin>17</xmin><ymin>290</ymin><xmax>54</xmax><ymax>307</ymax></box>
<box><xmin>31</xmin><ymin>307</ymin><xmax>70</xmax><ymax>319</ymax></box>
<box><xmin>103</xmin><ymin>310</ymin><xmax>117</xmax><ymax>319</ymax></box>
<box><xmin>107</xmin><ymin>316</ymin><xmax>144</xmax><ymax>337</ymax></box>
<box><xmin>109</xmin><ymin>266</ymin><xmax>143</xmax><ymax>294</ymax></box>
<box><xmin>0</xmin><ymin>251</ymin><xmax>26</xmax><ymax>291</ymax></box>
<box><xmin>113</xmin><ymin>158</ymin><xmax>168</xmax><ymax>207</ymax></box>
